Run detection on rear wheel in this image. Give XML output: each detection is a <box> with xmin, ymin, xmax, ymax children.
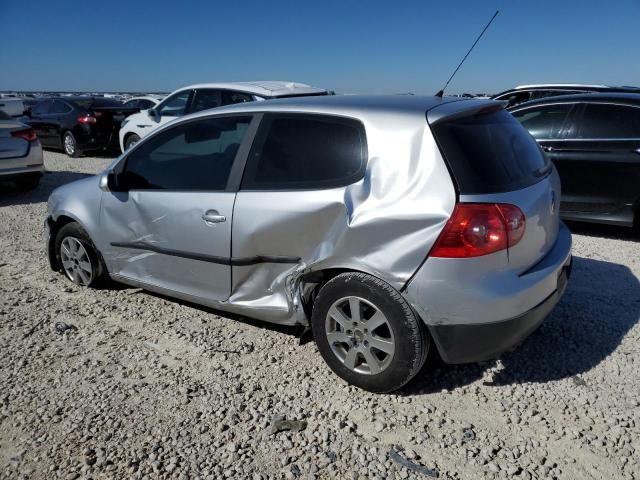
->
<box><xmin>311</xmin><ymin>272</ymin><xmax>429</xmax><ymax>393</ymax></box>
<box><xmin>14</xmin><ymin>173</ymin><xmax>40</xmax><ymax>191</ymax></box>
<box><xmin>63</xmin><ymin>131</ymin><xmax>81</xmax><ymax>158</ymax></box>
<box><xmin>125</xmin><ymin>133</ymin><xmax>140</xmax><ymax>150</ymax></box>
<box><xmin>55</xmin><ymin>223</ymin><xmax>105</xmax><ymax>287</ymax></box>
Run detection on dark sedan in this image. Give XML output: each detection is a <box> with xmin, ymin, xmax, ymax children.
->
<box><xmin>509</xmin><ymin>93</ymin><xmax>640</xmax><ymax>228</ymax></box>
<box><xmin>21</xmin><ymin>97</ymin><xmax>138</xmax><ymax>157</ymax></box>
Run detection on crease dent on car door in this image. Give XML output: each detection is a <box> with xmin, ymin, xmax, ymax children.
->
<box><xmin>100</xmin><ymin>115</ymin><xmax>259</xmax><ymax>303</ymax></box>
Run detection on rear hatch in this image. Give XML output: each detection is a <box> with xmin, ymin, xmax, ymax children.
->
<box><xmin>428</xmin><ymin>102</ymin><xmax>560</xmax><ymax>273</ymax></box>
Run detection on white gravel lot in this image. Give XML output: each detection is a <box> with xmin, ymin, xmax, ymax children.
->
<box><xmin>1</xmin><ymin>150</ymin><xmax>639</xmax><ymax>480</ymax></box>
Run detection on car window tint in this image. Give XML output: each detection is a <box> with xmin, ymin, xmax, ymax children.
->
<box><xmin>576</xmin><ymin>104</ymin><xmax>640</xmax><ymax>139</ymax></box>
<box><xmin>138</xmin><ymin>99</ymin><xmax>155</xmax><ymax>109</ymax></box>
<box><xmin>190</xmin><ymin>89</ymin><xmax>222</xmax><ymax>113</ymax></box>
<box><xmin>511</xmin><ymin>104</ymin><xmax>573</xmax><ymax>139</ymax></box>
<box><xmin>123</xmin><ymin>99</ymin><xmax>138</xmax><ymax>108</ymax></box>
<box><xmin>224</xmin><ymin>91</ymin><xmax>253</xmax><ymax>105</ymax></box>
<box><xmin>158</xmin><ymin>90</ymin><xmax>191</xmax><ymax>117</ymax></box>
<box><xmin>243</xmin><ymin>114</ymin><xmax>367</xmax><ymax>190</ymax></box>
<box><xmin>50</xmin><ymin>100</ymin><xmax>71</xmax><ymax>114</ymax></box>
<box><xmin>121</xmin><ymin>116</ymin><xmax>251</xmax><ymax>191</ymax></box>
<box><xmin>32</xmin><ymin>100</ymin><xmax>51</xmax><ymax>115</ymax></box>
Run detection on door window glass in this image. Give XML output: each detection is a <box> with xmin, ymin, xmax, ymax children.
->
<box><xmin>32</xmin><ymin>100</ymin><xmax>51</xmax><ymax>115</ymax></box>
<box><xmin>576</xmin><ymin>104</ymin><xmax>640</xmax><ymax>139</ymax></box>
<box><xmin>511</xmin><ymin>104</ymin><xmax>573</xmax><ymax>139</ymax></box>
<box><xmin>242</xmin><ymin>114</ymin><xmax>367</xmax><ymax>190</ymax></box>
<box><xmin>190</xmin><ymin>89</ymin><xmax>222</xmax><ymax>113</ymax></box>
<box><xmin>50</xmin><ymin>100</ymin><xmax>72</xmax><ymax>114</ymax></box>
<box><xmin>121</xmin><ymin>116</ymin><xmax>251</xmax><ymax>191</ymax></box>
<box><xmin>224</xmin><ymin>91</ymin><xmax>253</xmax><ymax>105</ymax></box>
<box><xmin>157</xmin><ymin>90</ymin><xmax>191</xmax><ymax>117</ymax></box>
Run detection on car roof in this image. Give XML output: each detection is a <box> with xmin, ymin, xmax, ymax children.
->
<box><xmin>508</xmin><ymin>92</ymin><xmax>640</xmax><ymax>110</ymax></box>
<box><xmin>172</xmin><ymin>81</ymin><xmax>327</xmax><ymax>97</ymax></box>
<box><xmin>182</xmin><ymin>94</ymin><xmax>497</xmax><ymax>120</ymax></box>
<box><xmin>513</xmin><ymin>83</ymin><xmax>610</xmax><ymax>90</ymax></box>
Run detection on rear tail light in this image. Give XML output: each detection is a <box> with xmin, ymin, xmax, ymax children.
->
<box><xmin>78</xmin><ymin>115</ymin><xmax>97</xmax><ymax>124</ymax></box>
<box><xmin>11</xmin><ymin>128</ymin><xmax>37</xmax><ymax>142</ymax></box>
<box><xmin>431</xmin><ymin>203</ymin><xmax>525</xmax><ymax>258</ymax></box>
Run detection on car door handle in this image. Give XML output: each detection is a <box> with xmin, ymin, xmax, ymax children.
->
<box><xmin>202</xmin><ymin>210</ymin><xmax>226</xmax><ymax>224</ymax></box>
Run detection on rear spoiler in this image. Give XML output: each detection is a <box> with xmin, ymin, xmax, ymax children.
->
<box><xmin>427</xmin><ymin>99</ymin><xmax>506</xmax><ymax>125</ymax></box>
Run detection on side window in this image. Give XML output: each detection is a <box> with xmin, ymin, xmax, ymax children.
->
<box><xmin>242</xmin><ymin>114</ymin><xmax>367</xmax><ymax>190</ymax></box>
<box><xmin>575</xmin><ymin>104</ymin><xmax>640</xmax><ymax>139</ymax></box>
<box><xmin>138</xmin><ymin>99</ymin><xmax>155</xmax><ymax>110</ymax></box>
<box><xmin>157</xmin><ymin>90</ymin><xmax>191</xmax><ymax>117</ymax></box>
<box><xmin>50</xmin><ymin>100</ymin><xmax>72</xmax><ymax>114</ymax></box>
<box><xmin>32</xmin><ymin>100</ymin><xmax>51</xmax><ymax>115</ymax></box>
<box><xmin>224</xmin><ymin>91</ymin><xmax>253</xmax><ymax>105</ymax></box>
<box><xmin>121</xmin><ymin>116</ymin><xmax>252</xmax><ymax>191</ymax></box>
<box><xmin>511</xmin><ymin>104</ymin><xmax>573</xmax><ymax>139</ymax></box>
<box><xmin>190</xmin><ymin>89</ymin><xmax>222</xmax><ymax>113</ymax></box>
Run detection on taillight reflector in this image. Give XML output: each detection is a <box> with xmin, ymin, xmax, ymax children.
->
<box><xmin>11</xmin><ymin>128</ymin><xmax>37</xmax><ymax>142</ymax></box>
<box><xmin>431</xmin><ymin>203</ymin><xmax>526</xmax><ymax>258</ymax></box>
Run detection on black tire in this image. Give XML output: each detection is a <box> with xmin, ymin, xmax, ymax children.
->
<box><xmin>54</xmin><ymin>222</ymin><xmax>106</xmax><ymax>288</ymax></box>
<box><xmin>14</xmin><ymin>173</ymin><xmax>40</xmax><ymax>191</ymax></box>
<box><xmin>62</xmin><ymin>131</ymin><xmax>81</xmax><ymax>158</ymax></box>
<box><xmin>311</xmin><ymin>272</ymin><xmax>429</xmax><ymax>393</ymax></box>
<box><xmin>124</xmin><ymin>133</ymin><xmax>140</xmax><ymax>150</ymax></box>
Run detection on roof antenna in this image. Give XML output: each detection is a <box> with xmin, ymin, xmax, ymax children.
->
<box><xmin>435</xmin><ymin>10</ymin><xmax>499</xmax><ymax>98</ymax></box>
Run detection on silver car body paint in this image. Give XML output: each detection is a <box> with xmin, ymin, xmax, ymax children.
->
<box><xmin>47</xmin><ymin>95</ymin><xmax>571</xmax><ymax>334</ymax></box>
<box><xmin>0</xmin><ymin>118</ymin><xmax>44</xmax><ymax>177</ymax></box>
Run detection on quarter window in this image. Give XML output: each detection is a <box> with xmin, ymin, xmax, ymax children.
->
<box><xmin>575</xmin><ymin>104</ymin><xmax>640</xmax><ymax>139</ymax></box>
<box><xmin>511</xmin><ymin>104</ymin><xmax>573</xmax><ymax>139</ymax></box>
<box><xmin>242</xmin><ymin>114</ymin><xmax>367</xmax><ymax>190</ymax></box>
<box><xmin>120</xmin><ymin>116</ymin><xmax>252</xmax><ymax>191</ymax></box>
<box><xmin>157</xmin><ymin>90</ymin><xmax>191</xmax><ymax>117</ymax></box>
<box><xmin>224</xmin><ymin>91</ymin><xmax>253</xmax><ymax>105</ymax></box>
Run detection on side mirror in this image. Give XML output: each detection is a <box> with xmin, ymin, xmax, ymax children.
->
<box><xmin>99</xmin><ymin>171</ymin><xmax>127</xmax><ymax>192</ymax></box>
<box><xmin>147</xmin><ymin>108</ymin><xmax>157</xmax><ymax>118</ymax></box>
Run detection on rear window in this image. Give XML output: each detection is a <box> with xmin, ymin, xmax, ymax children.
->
<box><xmin>74</xmin><ymin>98</ymin><xmax>123</xmax><ymax>109</ymax></box>
<box><xmin>431</xmin><ymin>109</ymin><xmax>548</xmax><ymax>194</ymax></box>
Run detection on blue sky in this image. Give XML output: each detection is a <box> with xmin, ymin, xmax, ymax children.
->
<box><xmin>1</xmin><ymin>0</ymin><xmax>638</xmax><ymax>94</ymax></box>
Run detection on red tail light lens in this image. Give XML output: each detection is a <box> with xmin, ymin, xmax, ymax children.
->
<box><xmin>11</xmin><ymin>128</ymin><xmax>37</xmax><ymax>142</ymax></box>
<box><xmin>78</xmin><ymin>115</ymin><xmax>97</xmax><ymax>124</ymax></box>
<box><xmin>431</xmin><ymin>203</ymin><xmax>526</xmax><ymax>258</ymax></box>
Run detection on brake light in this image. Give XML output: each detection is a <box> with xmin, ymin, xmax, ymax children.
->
<box><xmin>78</xmin><ymin>115</ymin><xmax>97</xmax><ymax>124</ymax></box>
<box><xmin>11</xmin><ymin>128</ymin><xmax>37</xmax><ymax>142</ymax></box>
<box><xmin>431</xmin><ymin>203</ymin><xmax>525</xmax><ymax>258</ymax></box>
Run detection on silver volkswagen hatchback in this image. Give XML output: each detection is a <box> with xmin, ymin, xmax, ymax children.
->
<box><xmin>46</xmin><ymin>95</ymin><xmax>572</xmax><ymax>392</ymax></box>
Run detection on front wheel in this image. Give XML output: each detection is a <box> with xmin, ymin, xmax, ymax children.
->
<box><xmin>55</xmin><ymin>223</ymin><xmax>105</xmax><ymax>287</ymax></box>
<box><xmin>311</xmin><ymin>272</ymin><xmax>429</xmax><ymax>393</ymax></box>
<box><xmin>124</xmin><ymin>133</ymin><xmax>140</xmax><ymax>150</ymax></box>
<box><xmin>63</xmin><ymin>131</ymin><xmax>81</xmax><ymax>158</ymax></box>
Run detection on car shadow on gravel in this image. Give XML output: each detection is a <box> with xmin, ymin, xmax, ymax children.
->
<box><xmin>565</xmin><ymin>220</ymin><xmax>639</xmax><ymax>242</ymax></box>
<box><xmin>403</xmin><ymin>255</ymin><xmax>640</xmax><ymax>394</ymax></box>
<box><xmin>0</xmin><ymin>170</ymin><xmax>93</xmax><ymax>206</ymax></box>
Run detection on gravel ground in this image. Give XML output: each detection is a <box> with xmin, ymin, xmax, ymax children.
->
<box><xmin>1</xmin><ymin>150</ymin><xmax>639</xmax><ymax>480</ymax></box>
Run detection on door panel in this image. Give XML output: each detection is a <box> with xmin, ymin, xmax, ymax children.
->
<box><xmin>100</xmin><ymin>191</ymin><xmax>234</xmax><ymax>300</ymax></box>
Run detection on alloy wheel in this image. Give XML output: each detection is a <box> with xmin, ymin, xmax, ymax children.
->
<box><xmin>64</xmin><ymin>134</ymin><xmax>75</xmax><ymax>156</ymax></box>
<box><xmin>60</xmin><ymin>237</ymin><xmax>93</xmax><ymax>286</ymax></box>
<box><xmin>324</xmin><ymin>296</ymin><xmax>395</xmax><ymax>375</ymax></box>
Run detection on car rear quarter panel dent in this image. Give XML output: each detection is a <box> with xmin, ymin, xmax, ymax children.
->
<box><xmin>229</xmin><ymin>116</ymin><xmax>456</xmax><ymax>325</ymax></box>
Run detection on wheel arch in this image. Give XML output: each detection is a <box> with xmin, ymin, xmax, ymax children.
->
<box><xmin>47</xmin><ymin>213</ymin><xmax>99</xmax><ymax>271</ymax></box>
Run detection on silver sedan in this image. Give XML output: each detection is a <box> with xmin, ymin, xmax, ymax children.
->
<box><xmin>0</xmin><ymin>110</ymin><xmax>44</xmax><ymax>190</ymax></box>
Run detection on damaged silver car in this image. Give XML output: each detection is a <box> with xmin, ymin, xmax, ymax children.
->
<box><xmin>45</xmin><ymin>95</ymin><xmax>572</xmax><ymax>392</ymax></box>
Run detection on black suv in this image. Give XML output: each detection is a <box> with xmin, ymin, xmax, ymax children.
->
<box><xmin>493</xmin><ymin>84</ymin><xmax>640</xmax><ymax>108</ymax></box>
<box><xmin>509</xmin><ymin>93</ymin><xmax>640</xmax><ymax>228</ymax></box>
<box><xmin>22</xmin><ymin>97</ymin><xmax>138</xmax><ymax>157</ymax></box>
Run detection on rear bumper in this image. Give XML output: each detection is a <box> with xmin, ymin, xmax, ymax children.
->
<box><xmin>429</xmin><ymin>257</ymin><xmax>571</xmax><ymax>363</ymax></box>
<box><xmin>404</xmin><ymin>221</ymin><xmax>572</xmax><ymax>363</ymax></box>
<box><xmin>0</xmin><ymin>166</ymin><xmax>44</xmax><ymax>179</ymax></box>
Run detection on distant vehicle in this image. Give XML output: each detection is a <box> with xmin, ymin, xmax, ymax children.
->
<box><xmin>46</xmin><ymin>95</ymin><xmax>571</xmax><ymax>392</ymax></box>
<box><xmin>118</xmin><ymin>81</ymin><xmax>329</xmax><ymax>152</ymax></box>
<box><xmin>0</xmin><ymin>110</ymin><xmax>44</xmax><ymax>190</ymax></box>
<box><xmin>21</xmin><ymin>97</ymin><xmax>138</xmax><ymax>157</ymax></box>
<box><xmin>0</xmin><ymin>98</ymin><xmax>26</xmax><ymax>117</ymax></box>
<box><xmin>122</xmin><ymin>95</ymin><xmax>163</xmax><ymax>111</ymax></box>
<box><xmin>493</xmin><ymin>84</ymin><xmax>640</xmax><ymax>108</ymax></box>
<box><xmin>509</xmin><ymin>92</ymin><xmax>640</xmax><ymax>228</ymax></box>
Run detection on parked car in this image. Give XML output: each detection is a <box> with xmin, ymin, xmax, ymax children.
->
<box><xmin>45</xmin><ymin>95</ymin><xmax>572</xmax><ymax>392</ymax></box>
<box><xmin>21</xmin><ymin>97</ymin><xmax>139</xmax><ymax>157</ymax></box>
<box><xmin>118</xmin><ymin>81</ymin><xmax>329</xmax><ymax>152</ymax></box>
<box><xmin>509</xmin><ymin>92</ymin><xmax>640</xmax><ymax>228</ymax></box>
<box><xmin>0</xmin><ymin>110</ymin><xmax>44</xmax><ymax>190</ymax></box>
<box><xmin>122</xmin><ymin>95</ymin><xmax>164</xmax><ymax>110</ymax></box>
<box><xmin>493</xmin><ymin>84</ymin><xmax>640</xmax><ymax>108</ymax></box>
